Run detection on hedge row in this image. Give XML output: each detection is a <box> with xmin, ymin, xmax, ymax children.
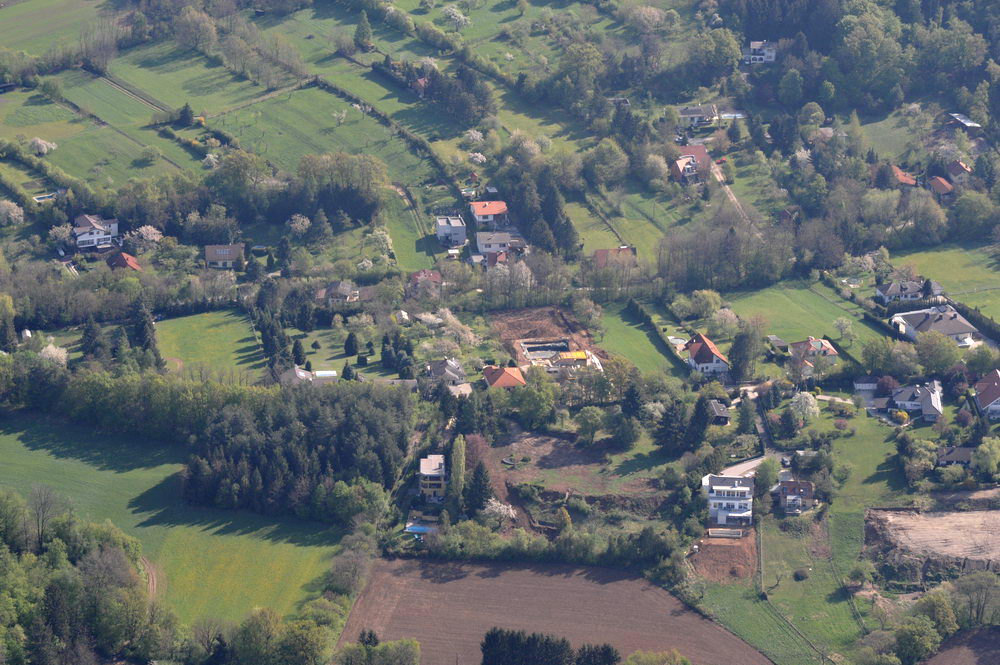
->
<box><xmin>861</xmin><ymin>311</ymin><xmax>908</xmax><ymax>341</ymax></box>
<box><xmin>624</xmin><ymin>298</ymin><xmax>690</xmax><ymax>374</ymax></box>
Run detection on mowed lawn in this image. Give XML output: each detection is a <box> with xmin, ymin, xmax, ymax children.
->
<box><xmin>211</xmin><ymin>85</ymin><xmax>434</xmax><ymax>185</ymax></box>
<box><xmin>0</xmin><ymin>0</ymin><xmax>105</xmax><ymax>55</ymax></box>
<box><xmin>0</xmin><ymin>413</ymin><xmax>340</xmax><ymax>624</ymax></box>
<box><xmin>109</xmin><ymin>41</ymin><xmax>272</xmax><ymax>115</ymax></box>
<box><xmin>727</xmin><ymin>281</ymin><xmax>885</xmax><ymax>349</ymax></box>
<box><xmin>156</xmin><ymin>310</ymin><xmax>265</xmax><ymax>375</ymax></box>
<box><xmin>600</xmin><ymin>301</ymin><xmax>687</xmax><ymax>379</ymax></box>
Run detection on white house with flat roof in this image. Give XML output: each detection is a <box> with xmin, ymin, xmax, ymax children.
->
<box><xmin>419</xmin><ymin>454</ymin><xmax>446</xmax><ymax>499</ymax></box>
<box><xmin>702</xmin><ymin>474</ymin><xmax>754</xmax><ymax>526</ymax></box>
<box><xmin>435</xmin><ymin>216</ymin><xmax>466</xmax><ymax>247</ymax></box>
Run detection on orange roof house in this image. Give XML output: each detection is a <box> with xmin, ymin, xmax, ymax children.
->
<box><xmin>106</xmin><ymin>251</ymin><xmax>142</xmax><ymax>271</ymax></box>
<box><xmin>593</xmin><ymin>246</ymin><xmax>638</xmax><ymax>269</ymax></box>
<box><xmin>929</xmin><ymin>176</ymin><xmax>954</xmax><ymax>196</ymax></box>
<box><xmin>891</xmin><ymin>165</ymin><xmax>917</xmax><ymax>187</ymax></box>
<box><xmin>483</xmin><ymin>365</ymin><xmax>526</xmax><ymax>388</ymax></box>
<box><xmin>683</xmin><ymin>333</ymin><xmax>729</xmax><ymax>373</ymax></box>
<box><xmin>469</xmin><ymin>201</ymin><xmax>509</xmax><ymax>221</ymax></box>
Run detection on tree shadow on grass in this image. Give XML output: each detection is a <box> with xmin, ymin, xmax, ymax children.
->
<box><xmin>128</xmin><ymin>474</ymin><xmax>343</xmax><ymax>548</ymax></box>
<box><xmin>0</xmin><ymin>412</ymin><xmax>183</xmax><ymax>472</ymax></box>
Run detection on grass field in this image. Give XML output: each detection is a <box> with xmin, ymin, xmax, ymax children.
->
<box><xmin>0</xmin><ymin>0</ymin><xmax>105</xmax><ymax>55</ymax></box>
<box><xmin>861</xmin><ymin>109</ymin><xmax>923</xmax><ymax>162</ymax></box>
<box><xmin>0</xmin><ymin>413</ymin><xmax>340</xmax><ymax>624</ymax></box>
<box><xmin>600</xmin><ymin>301</ymin><xmax>687</xmax><ymax>379</ymax></box>
<box><xmin>381</xmin><ymin>191</ymin><xmax>440</xmax><ymax>271</ymax></box>
<box><xmin>727</xmin><ymin>281</ymin><xmax>886</xmax><ymax>349</ymax></box>
<box><xmin>211</xmin><ymin>85</ymin><xmax>434</xmax><ymax>185</ymax></box>
<box><xmin>156</xmin><ymin>310</ymin><xmax>265</xmax><ymax>375</ymax></box>
<box><xmin>893</xmin><ymin>244</ymin><xmax>1000</xmax><ymax>319</ymax></box>
<box><xmin>109</xmin><ymin>42</ymin><xmax>274</xmax><ymax>115</ymax></box>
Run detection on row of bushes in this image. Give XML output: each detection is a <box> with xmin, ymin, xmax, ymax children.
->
<box><xmin>624</xmin><ymin>298</ymin><xmax>690</xmax><ymax>374</ymax></box>
<box><xmin>861</xmin><ymin>311</ymin><xmax>909</xmax><ymax>341</ymax></box>
<box><xmin>950</xmin><ymin>299</ymin><xmax>1000</xmax><ymax>343</ymax></box>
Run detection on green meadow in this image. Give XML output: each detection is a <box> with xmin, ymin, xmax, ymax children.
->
<box><xmin>0</xmin><ymin>413</ymin><xmax>340</xmax><ymax>624</ymax></box>
<box><xmin>156</xmin><ymin>310</ymin><xmax>265</xmax><ymax>375</ymax></box>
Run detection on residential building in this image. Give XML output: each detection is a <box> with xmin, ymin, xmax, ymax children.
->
<box><xmin>891</xmin><ymin>165</ymin><xmax>918</xmax><ymax>187</ymax></box>
<box><xmin>684</xmin><ymin>333</ymin><xmax>729</xmax><ymax>374</ymax></box>
<box><xmin>278</xmin><ymin>366</ymin><xmax>338</xmax><ymax>386</ymax></box>
<box><xmin>875</xmin><ymin>279</ymin><xmax>943</xmax><ymax>304</ymax></box>
<box><xmin>929</xmin><ymin>176</ymin><xmax>955</xmax><ymax>201</ymax></box>
<box><xmin>448</xmin><ymin>383</ymin><xmax>473</xmax><ymax>398</ymax></box>
<box><xmin>476</xmin><ymin>231</ymin><xmax>526</xmax><ymax>255</ymax></box>
<box><xmin>853</xmin><ymin>376</ymin><xmax>879</xmax><ymax>392</ymax></box>
<box><xmin>322</xmin><ymin>280</ymin><xmax>360</xmax><ymax>304</ymax></box>
<box><xmin>426</xmin><ymin>357</ymin><xmax>466</xmax><ymax>386</ymax></box>
<box><xmin>766</xmin><ymin>335</ymin><xmax>788</xmax><ymax>352</ymax></box>
<box><xmin>483</xmin><ymin>365</ymin><xmax>526</xmax><ymax>389</ymax></box>
<box><xmin>890</xmin><ymin>305</ymin><xmax>980</xmax><ymax>346</ymax></box>
<box><xmin>678</xmin><ymin>104</ymin><xmax>718</xmax><ymax>127</ymax></box>
<box><xmin>771</xmin><ymin>480</ymin><xmax>815</xmax><ymax>515</ymax></box>
<box><xmin>419</xmin><ymin>454</ymin><xmax>446</xmax><ymax>499</ymax></box>
<box><xmin>974</xmin><ymin>369</ymin><xmax>1000</xmax><ymax>420</ymax></box>
<box><xmin>890</xmin><ymin>380</ymin><xmax>944</xmax><ymax>422</ymax></box>
<box><xmin>946</xmin><ymin>160</ymin><xmax>973</xmax><ymax>186</ymax></box>
<box><xmin>592</xmin><ymin>246</ymin><xmax>638</xmax><ymax>269</ymax></box>
<box><xmin>204</xmin><ymin>243</ymin><xmax>244</xmax><ymax>269</ymax></box>
<box><xmin>744</xmin><ymin>40</ymin><xmax>777</xmax><ymax>64</ymax></box>
<box><xmin>73</xmin><ymin>214</ymin><xmax>119</xmax><ymax>249</ymax></box>
<box><xmin>407</xmin><ymin>269</ymin><xmax>443</xmax><ymax>297</ymax></box>
<box><xmin>937</xmin><ymin>446</ymin><xmax>974</xmax><ymax>467</ymax></box>
<box><xmin>469</xmin><ymin>201</ymin><xmax>508</xmax><ymax>225</ymax></box>
<box><xmin>708</xmin><ymin>400</ymin><xmax>730</xmax><ymax>426</ymax></box>
<box><xmin>669</xmin><ymin>144</ymin><xmax>711</xmax><ymax>183</ymax></box>
<box><xmin>106</xmin><ymin>252</ymin><xmax>142</xmax><ymax>272</ymax></box>
<box><xmin>701</xmin><ymin>474</ymin><xmax>754</xmax><ymax>526</ymax></box>
<box><xmin>436</xmin><ymin>216</ymin><xmax>467</xmax><ymax>246</ymax></box>
<box><xmin>789</xmin><ymin>336</ymin><xmax>839</xmax><ymax>364</ymax></box>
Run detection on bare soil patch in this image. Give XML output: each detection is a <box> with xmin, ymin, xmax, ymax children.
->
<box><xmin>926</xmin><ymin>626</ymin><xmax>1000</xmax><ymax>665</ymax></box>
<box><xmin>868</xmin><ymin>510</ymin><xmax>1000</xmax><ymax>561</ymax></box>
<box><xmin>489</xmin><ymin>306</ymin><xmax>606</xmax><ymax>365</ymax></box>
<box><xmin>931</xmin><ymin>487</ymin><xmax>1000</xmax><ymax>510</ymax></box>
<box><xmin>690</xmin><ymin>530</ymin><xmax>758</xmax><ymax>582</ymax></box>
<box><xmin>339</xmin><ymin>558</ymin><xmax>772</xmax><ymax>665</ymax></box>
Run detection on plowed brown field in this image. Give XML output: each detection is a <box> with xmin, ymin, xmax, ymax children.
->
<box><xmin>339</xmin><ymin>558</ymin><xmax>773</xmax><ymax>665</ymax></box>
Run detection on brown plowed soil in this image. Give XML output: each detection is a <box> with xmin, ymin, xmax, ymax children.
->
<box><xmin>925</xmin><ymin>626</ymin><xmax>1000</xmax><ymax>664</ymax></box>
<box><xmin>489</xmin><ymin>306</ymin><xmax>606</xmax><ymax>364</ymax></box>
<box><xmin>690</xmin><ymin>531</ymin><xmax>758</xmax><ymax>582</ymax></box>
<box><xmin>869</xmin><ymin>510</ymin><xmax>1000</xmax><ymax>561</ymax></box>
<box><xmin>339</xmin><ymin>558</ymin><xmax>773</xmax><ymax>665</ymax></box>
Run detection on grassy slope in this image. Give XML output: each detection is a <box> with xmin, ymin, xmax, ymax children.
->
<box><xmin>156</xmin><ymin>310</ymin><xmax>265</xmax><ymax>375</ymax></box>
<box><xmin>0</xmin><ymin>0</ymin><xmax>104</xmax><ymax>55</ymax></box>
<box><xmin>210</xmin><ymin>85</ymin><xmax>433</xmax><ymax>185</ymax></box>
<box><xmin>109</xmin><ymin>42</ymin><xmax>270</xmax><ymax>115</ymax></box>
<box><xmin>0</xmin><ymin>413</ymin><xmax>340</xmax><ymax>624</ymax></box>
<box><xmin>727</xmin><ymin>281</ymin><xmax>886</xmax><ymax>348</ymax></box>
<box><xmin>599</xmin><ymin>301</ymin><xmax>687</xmax><ymax>379</ymax></box>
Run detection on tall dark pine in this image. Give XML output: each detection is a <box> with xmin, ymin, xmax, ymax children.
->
<box><xmin>0</xmin><ymin>314</ymin><xmax>16</xmax><ymax>353</ymax></box>
<box><xmin>654</xmin><ymin>399</ymin><xmax>686</xmax><ymax>453</ymax></box>
<box><xmin>685</xmin><ymin>395</ymin><xmax>712</xmax><ymax>449</ymax></box>
<box><xmin>464</xmin><ymin>461</ymin><xmax>493</xmax><ymax>512</ymax></box>
<box><xmin>292</xmin><ymin>339</ymin><xmax>305</xmax><ymax>365</ymax></box>
<box><xmin>621</xmin><ymin>383</ymin><xmax>643</xmax><ymax>419</ymax></box>
<box><xmin>344</xmin><ymin>332</ymin><xmax>359</xmax><ymax>357</ymax></box>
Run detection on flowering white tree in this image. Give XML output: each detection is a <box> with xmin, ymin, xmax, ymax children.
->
<box><xmin>124</xmin><ymin>225</ymin><xmax>164</xmax><ymax>254</ymax></box>
<box><xmin>463</xmin><ymin>129</ymin><xmax>484</xmax><ymax>144</ymax></box>
<box><xmin>39</xmin><ymin>343</ymin><xmax>68</xmax><ymax>366</ymax></box>
<box><xmin>286</xmin><ymin>213</ymin><xmax>312</xmax><ymax>238</ymax></box>
<box><xmin>30</xmin><ymin>137</ymin><xmax>58</xmax><ymax>155</ymax></box>
<box><xmin>790</xmin><ymin>392</ymin><xmax>820</xmax><ymax>424</ymax></box>
<box><xmin>468</xmin><ymin>152</ymin><xmax>487</xmax><ymax>165</ymax></box>
<box><xmin>202</xmin><ymin>153</ymin><xmax>220</xmax><ymax>169</ymax></box>
<box><xmin>483</xmin><ymin>497</ymin><xmax>516</xmax><ymax>529</ymax></box>
<box><xmin>0</xmin><ymin>200</ymin><xmax>24</xmax><ymax>226</ymax></box>
<box><xmin>443</xmin><ymin>5</ymin><xmax>471</xmax><ymax>30</ymax></box>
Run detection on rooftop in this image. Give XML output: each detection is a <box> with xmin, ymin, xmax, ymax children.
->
<box><xmin>420</xmin><ymin>454</ymin><xmax>445</xmax><ymax>477</ymax></box>
<box><xmin>436</xmin><ymin>216</ymin><xmax>465</xmax><ymax>228</ymax></box>
<box><xmin>470</xmin><ymin>201</ymin><xmax>508</xmax><ymax>217</ymax></box>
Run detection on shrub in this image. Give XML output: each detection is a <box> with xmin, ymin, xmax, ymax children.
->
<box><xmin>793</xmin><ymin>568</ymin><xmax>809</xmax><ymax>581</ymax></box>
<box><xmin>779</xmin><ymin>516</ymin><xmax>810</xmax><ymax>536</ymax></box>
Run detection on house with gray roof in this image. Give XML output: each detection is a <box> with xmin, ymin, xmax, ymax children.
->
<box><xmin>890</xmin><ymin>305</ymin><xmax>980</xmax><ymax>346</ymax></box>
<box><xmin>890</xmin><ymin>380</ymin><xmax>943</xmax><ymax>422</ymax></box>
<box><xmin>875</xmin><ymin>279</ymin><xmax>943</xmax><ymax>304</ymax></box>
